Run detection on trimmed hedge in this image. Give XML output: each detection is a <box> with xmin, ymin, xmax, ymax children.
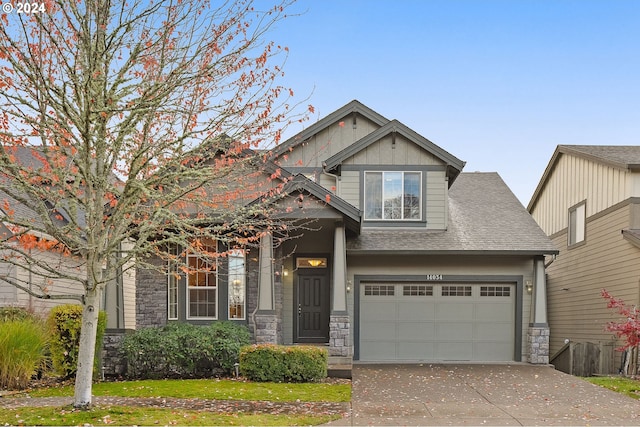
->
<box><xmin>46</xmin><ymin>304</ymin><xmax>107</xmax><ymax>378</ymax></box>
<box><xmin>122</xmin><ymin>322</ymin><xmax>251</xmax><ymax>379</ymax></box>
<box><xmin>239</xmin><ymin>344</ymin><xmax>328</xmax><ymax>382</ymax></box>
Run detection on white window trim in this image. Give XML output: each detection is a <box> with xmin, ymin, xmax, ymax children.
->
<box><xmin>227</xmin><ymin>249</ymin><xmax>246</xmax><ymax>320</ymax></box>
<box><xmin>186</xmin><ymin>243</ymin><xmax>218</xmax><ymax>320</ymax></box>
<box><xmin>167</xmin><ymin>250</ymin><xmax>179</xmax><ymax>321</ymax></box>
<box><xmin>568</xmin><ymin>201</ymin><xmax>586</xmax><ymax>247</ymax></box>
<box><xmin>364</xmin><ymin>171</ymin><xmax>422</xmax><ymax>221</ymax></box>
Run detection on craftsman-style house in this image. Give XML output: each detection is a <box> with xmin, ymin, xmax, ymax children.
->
<box><xmin>528</xmin><ymin>145</ymin><xmax>640</xmax><ymax>374</ymax></box>
<box><xmin>136</xmin><ymin>100</ymin><xmax>557</xmax><ymax>363</ymax></box>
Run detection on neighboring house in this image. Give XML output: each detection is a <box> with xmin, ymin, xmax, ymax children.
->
<box><xmin>137</xmin><ymin>100</ymin><xmax>557</xmax><ymax>364</ymax></box>
<box><xmin>0</xmin><ymin>147</ymin><xmax>135</xmax><ymax>330</ymax></box>
<box><xmin>528</xmin><ymin>145</ymin><xmax>640</xmax><ymax>374</ymax></box>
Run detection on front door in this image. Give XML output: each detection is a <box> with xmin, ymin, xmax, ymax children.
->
<box><xmin>295</xmin><ymin>273</ymin><xmax>330</xmax><ymax>343</ymax></box>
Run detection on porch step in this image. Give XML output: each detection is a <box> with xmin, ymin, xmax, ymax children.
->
<box><xmin>328</xmin><ymin>356</ymin><xmax>352</xmax><ymax>379</ymax></box>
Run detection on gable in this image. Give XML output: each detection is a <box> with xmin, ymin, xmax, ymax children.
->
<box><xmin>324</xmin><ymin>119</ymin><xmax>465</xmax><ymax>185</ymax></box>
<box><xmin>276</xmin><ymin>108</ymin><xmax>388</xmax><ymax>169</ymax></box>
<box><xmin>529</xmin><ymin>145</ymin><xmax>640</xmax><ymax>236</ymax></box>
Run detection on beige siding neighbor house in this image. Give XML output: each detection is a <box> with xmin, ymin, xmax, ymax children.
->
<box><xmin>137</xmin><ymin>100</ymin><xmax>557</xmax><ymax>365</ymax></box>
<box><xmin>528</xmin><ymin>145</ymin><xmax>640</xmax><ymax>374</ymax></box>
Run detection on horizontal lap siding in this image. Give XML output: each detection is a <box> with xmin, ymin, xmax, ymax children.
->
<box><xmin>547</xmin><ymin>204</ymin><xmax>640</xmax><ymax>359</ymax></box>
<box><xmin>339</xmin><ymin>171</ymin><xmax>360</xmax><ymax>209</ymax></box>
<box><xmin>426</xmin><ymin>171</ymin><xmax>446</xmax><ymax>230</ymax></box>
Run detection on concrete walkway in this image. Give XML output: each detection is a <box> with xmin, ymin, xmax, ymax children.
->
<box><xmin>331</xmin><ymin>363</ymin><xmax>640</xmax><ymax>426</ymax></box>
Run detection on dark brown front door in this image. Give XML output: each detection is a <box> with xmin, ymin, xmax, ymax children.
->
<box><xmin>295</xmin><ymin>274</ymin><xmax>330</xmax><ymax>343</ymax></box>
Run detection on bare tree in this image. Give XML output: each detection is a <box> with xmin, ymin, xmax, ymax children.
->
<box><xmin>0</xmin><ymin>0</ymin><xmax>306</xmax><ymax>407</ymax></box>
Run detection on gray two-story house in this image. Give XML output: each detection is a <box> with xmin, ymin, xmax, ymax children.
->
<box><xmin>136</xmin><ymin>100</ymin><xmax>557</xmax><ymax>364</ymax></box>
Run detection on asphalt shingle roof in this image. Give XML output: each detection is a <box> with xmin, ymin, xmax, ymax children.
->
<box><xmin>347</xmin><ymin>172</ymin><xmax>557</xmax><ymax>255</ymax></box>
<box><xmin>558</xmin><ymin>145</ymin><xmax>640</xmax><ymax>169</ymax></box>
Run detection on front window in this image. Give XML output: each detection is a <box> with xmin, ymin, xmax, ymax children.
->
<box><xmin>167</xmin><ymin>245</ymin><xmax>180</xmax><ymax>320</ymax></box>
<box><xmin>228</xmin><ymin>249</ymin><xmax>246</xmax><ymax>320</ymax></box>
<box><xmin>568</xmin><ymin>201</ymin><xmax>586</xmax><ymax>246</ymax></box>
<box><xmin>187</xmin><ymin>239</ymin><xmax>217</xmax><ymax>319</ymax></box>
<box><xmin>365</xmin><ymin>171</ymin><xmax>421</xmax><ymax>220</ymax></box>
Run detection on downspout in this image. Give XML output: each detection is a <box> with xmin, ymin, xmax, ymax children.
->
<box><xmin>321</xmin><ymin>162</ymin><xmax>340</xmax><ymax>194</ymax></box>
<box><xmin>545</xmin><ymin>254</ymin><xmax>556</xmax><ymax>269</ymax></box>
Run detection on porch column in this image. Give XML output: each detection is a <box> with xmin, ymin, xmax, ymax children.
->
<box><xmin>528</xmin><ymin>256</ymin><xmax>550</xmax><ymax>364</ymax></box>
<box><xmin>330</xmin><ymin>222</ymin><xmax>350</xmax><ymax>356</ymax></box>
<box><xmin>255</xmin><ymin>232</ymin><xmax>278</xmax><ymax>344</ymax></box>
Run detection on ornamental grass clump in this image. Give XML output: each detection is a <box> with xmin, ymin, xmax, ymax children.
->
<box><xmin>0</xmin><ymin>318</ymin><xmax>49</xmax><ymax>389</ymax></box>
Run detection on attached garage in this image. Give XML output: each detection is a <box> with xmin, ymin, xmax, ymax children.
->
<box><xmin>358</xmin><ymin>282</ymin><xmax>516</xmax><ymax>362</ymax></box>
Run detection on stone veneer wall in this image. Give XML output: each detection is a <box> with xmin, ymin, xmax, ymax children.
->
<box><xmin>245</xmin><ymin>247</ymin><xmax>283</xmax><ymax>344</ymax></box>
<box><xmin>101</xmin><ymin>329</ymin><xmax>129</xmax><ymax>376</ymax></box>
<box><xmin>329</xmin><ymin>314</ymin><xmax>350</xmax><ymax>356</ymax></box>
<box><xmin>135</xmin><ymin>256</ymin><xmax>167</xmax><ymax>329</ymax></box>
<box><xmin>528</xmin><ymin>325</ymin><xmax>550</xmax><ymax>364</ymax></box>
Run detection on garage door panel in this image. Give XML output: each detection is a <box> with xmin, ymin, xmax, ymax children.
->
<box><xmin>398</xmin><ymin>342</ymin><xmax>435</xmax><ymax>360</ymax></box>
<box><xmin>398</xmin><ymin>322</ymin><xmax>435</xmax><ymax>340</ymax></box>
<box><xmin>360</xmin><ymin>341</ymin><xmax>397</xmax><ymax>359</ymax></box>
<box><xmin>475</xmin><ymin>303</ymin><xmax>513</xmax><ymax>321</ymax></box>
<box><xmin>398</xmin><ymin>302</ymin><xmax>434</xmax><ymax>321</ymax></box>
<box><xmin>437</xmin><ymin>342</ymin><xmax>473</xmax><ymax>360</ymax></box>
<box><xmin>475</xmin><ymin>322</ymin><xmax>512</xmax><ymax>340</ymax></box>
<box><xmin>361</xmin><ymin>301</ymin><xmax>396</xmax><ymax>321</ymax></box>
<box><xmin>437</xmin><ymin>322</ymin><xmax>473</xmax><ymax>340</ymax></box>
<box><xmin>474</xmin><ymin>342</ymin><xmax>513</xmax><ymax>361</ymax></box>
<box><xmin>361</xmin><ymin>321</ymin><xmax>396</xmax><ymax>340</ymax></box>
<box><xmin>436</xmin><ymin>303</ymin><xmax>474</xmax><ymax>320</ymax></box>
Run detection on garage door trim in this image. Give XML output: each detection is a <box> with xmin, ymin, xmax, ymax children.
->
<box><xmin>353</xmin><ymin>274</ymin><xmax>523</xmax><ymax>361</ymax></box>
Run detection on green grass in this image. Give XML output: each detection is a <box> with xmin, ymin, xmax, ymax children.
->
<box><xmin>585</xmin><ymin>376</ymin><xmax>640</xmax><ymax>399</ymax></box>
<box><xmin>24</xmin><ymin>378</ymin><xmax>351</xmax><ymax>402</ymax></box>
<box><xmin>0</xmin><ymin>405</ymin><xmax>339</xmax><ymax>426</ymax></box>
<box><xmin>1</xmin><ymin>378</ymin><xmax>350</xmax><ymax>426</ymax></box>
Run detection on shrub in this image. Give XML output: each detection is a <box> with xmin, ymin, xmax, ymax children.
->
<box><xmin>122</xmin><ymin>321</ymin><xmax>250</xmax><ymax>379</ymax></box>
<box><xmin>239</xmin><ymin>344</ymin><xmax>328</xmax><ymax>382</ymax></box>
<box><xmin>0</xmin><ymin>306</ymin><xmax>37</xmax><ymax>322</ymax></box>
<box><xmin>46</xmin><ymin>304</ymin><xmax>107</xmax><ymax>378</ymax></box>
<box><xmin>0</xmin><ymin>319</ymin><xmax>49</xmax><ymax>389</ymax></box>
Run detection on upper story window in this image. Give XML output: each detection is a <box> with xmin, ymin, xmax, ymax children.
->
<box><xmin>364</xmin><ymin>171</ymin><xmax>421</xmax><ymax>220</ymax></box>
<box><xmin>568</xmin><ymin>201</ymin><xmax>586</xmax><ymax>246</ymax></box>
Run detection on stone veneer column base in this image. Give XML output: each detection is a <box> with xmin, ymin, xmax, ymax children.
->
<box><xmin>329</xmin><ymin>314</ymin><xmax>351</xmax><ymax>357</ymax></box>
<box><xmin>528</xmin><ymin>325</ymin><xmax>550</xmax><ymax>364</ymax></box>
<box><xmin>254</xmin><ymin>313</ymin><xmax>279</xmax><ymax>344</ymax></box>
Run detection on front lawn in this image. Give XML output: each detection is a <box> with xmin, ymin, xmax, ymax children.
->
<box><xmin>585</xmin><ymin>376</ymin><xmax>640</xmax><ymax>399</ymax></box>
<box><xmin>0</xmin><ymin>378</ymin><xmax>351</xmax><ymax>426</ymax></box>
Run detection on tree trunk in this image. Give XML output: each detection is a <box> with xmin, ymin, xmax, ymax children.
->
<box><xmin>73</xmin><ymin>288</ymin><xmax>101</xmax><ymax>408</ymax></box>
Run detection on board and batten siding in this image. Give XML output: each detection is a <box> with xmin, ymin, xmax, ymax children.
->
<box><xmin>279</xmin><ymin>116</ymin><xmax>381</xmax><ymax>169</ymax></box>
<box><xmin>546</xmin><ymin>202</ymin><xmax>640</xmax><ymax>366</ymax></box>
<box><xmin>532</xmin><ymin>154</ymin><xmax>636</xmax><ymax>236</ymax></box>
<box><xmin>345</xmin><ymin>134</ymin><xmax>442</xmax><ymax>166</ymax></box>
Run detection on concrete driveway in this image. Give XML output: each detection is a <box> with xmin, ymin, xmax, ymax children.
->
<box><xmin>332</xmin><ymin>364</ymin><xmax>640</xmax><ymax>426</ymax></box>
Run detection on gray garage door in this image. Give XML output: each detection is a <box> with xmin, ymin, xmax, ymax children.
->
<box><xmin>359</xmin><ymin>283</ymin><xmax>515</xmax><ymax>362</ymax></box>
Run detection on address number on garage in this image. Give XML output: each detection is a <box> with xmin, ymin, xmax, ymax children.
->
<box><xmin>425</xmin><ymin>274</ymin><xmax>443</xmax><ymax>280</ymax></box>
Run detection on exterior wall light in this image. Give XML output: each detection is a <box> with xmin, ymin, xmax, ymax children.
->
<box><xmin>525</xmin><ymin>280</ymin><xmax>533</xmax><ymax>294</ymax></box>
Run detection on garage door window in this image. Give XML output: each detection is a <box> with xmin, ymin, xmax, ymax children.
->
<box><xmin>441</xmin><ymin>285</ymin><xmax>472</xmax><ymax>296</ymax></box>
<box><xmin>364</xmin><ymin>284</ymin><xmax>394</xmax><ymax>296</ymax></box>
<box><xmin>480</xmin><ymin>286</ymin><xmax>510</xmax><ymax>297</ymax></box>
<box><xmin>403</xmin><ymin>285</ymin><xmax>433</xmax><ymax>296</ymax></box>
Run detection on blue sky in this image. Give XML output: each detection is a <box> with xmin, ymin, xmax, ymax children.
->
<box><xmin>270</xmin><ymin>0</ymin><xmax>640</xmax><ymax>205</ymax></box>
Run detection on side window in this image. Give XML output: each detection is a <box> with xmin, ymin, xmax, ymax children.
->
<box><xmin>568</xmin><ymin>201</ymin><xmax>586</xmax><ymax>246</ymax></box>
<box><xmin>228</xmin><ymin>249</ymin><xmax>246</xmax><ymax>320</ymax></box>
